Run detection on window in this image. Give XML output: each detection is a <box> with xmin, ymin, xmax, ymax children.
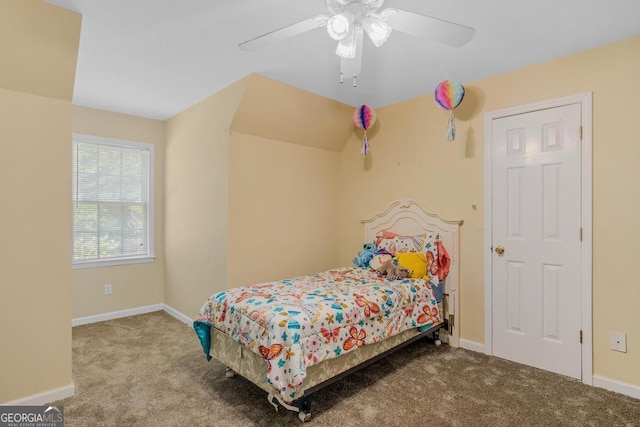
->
<box><xmin>72</xmin><ymin>134</ymin><xmax>154</xmax><ymax>267</ymax></box>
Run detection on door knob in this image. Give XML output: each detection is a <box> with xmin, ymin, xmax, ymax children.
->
<box><xmin>495</xmin><ymin>245</ymin><xmax>505</xmax><ymax>255</ymax></box>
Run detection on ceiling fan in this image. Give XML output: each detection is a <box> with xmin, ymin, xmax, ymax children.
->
<box><xmin>239</xmin><ymin>0</ymin><xmax>475</xmax><ymax>86</ymax></box>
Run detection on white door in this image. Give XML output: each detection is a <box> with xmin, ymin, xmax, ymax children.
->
<box><xmin>491</xmin><ymin>103</ymin><xmax>582</xmax><ymax>379</ymax></box>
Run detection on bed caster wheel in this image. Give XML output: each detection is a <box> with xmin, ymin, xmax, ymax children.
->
<box><xmin>298</xmin><ymin>410</ymin><xmax>312</xmax><ymax>422</ymax></box>
<box><xmin>225</xmin><ymin>368</ymin><xmax>236</xmax><ymax>378</ymax></box>
<box><xmin>434</xmin><ymin>339</ymin><xmax>442</xmax><ymax>346</ymax></box>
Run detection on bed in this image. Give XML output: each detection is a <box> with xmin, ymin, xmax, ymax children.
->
<box><xmin>193</xmin><ymin>198</ymin><xmax>462</xmax><ymax>422</ymax></box>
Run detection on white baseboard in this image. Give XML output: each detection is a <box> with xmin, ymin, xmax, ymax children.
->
<box><xmin>460</xmin><ymin>338</ymin><xmax>485</xmax><ymax>353</ymax></box>
<box><xmin>71</xmin><ymin>303</ymin><xmax>192</xmax><ymax>328</ymax></box>
<box><xmin>162</xmin><ymin>304</ymin><xmax>193</xmax><ymax>326</ymax></box>
<box><xmin>72</xmin><ymin>304</ymin><xmax>163</xmax><ymax>327</ymax></box>
<box><xmin>593</xmin><ymin>374</ymin><xmax>640</xmax><ymax>400</ymax></box>
<box><xmin>2</xmin><ymin>383</ymin><xmax>75</xmax><ymax>406</ymax></box>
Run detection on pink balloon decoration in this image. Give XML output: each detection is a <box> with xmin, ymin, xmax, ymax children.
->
<box><xmin>352</xmin><ymin>105</ymin><xmax>377</xmax><ymax>156</ymax></box>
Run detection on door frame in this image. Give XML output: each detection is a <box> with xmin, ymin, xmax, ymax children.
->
<box><xmin>483</xmin><ymin>92</ymin><xmax>593</xmax><ymax>385</ymax></box>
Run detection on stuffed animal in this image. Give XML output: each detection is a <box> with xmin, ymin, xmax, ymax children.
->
<box><xmin>369</xmin><ymin>252</ymin><xmax>392</xmax><ymax>270</ymax></box>
<box><xmin>352</xmin><ymin>242</ymin><xmax>376</xmax><ymax>268</ymax></box>
<box><xmin>376</xmin><ymin>259</ymin><xmax>412</xmax><ymax>280</ymax></box>
<box><xmin>396</xmin><ymin>252</ymin><xmax>427</xmax><ymax>279</ymax></box>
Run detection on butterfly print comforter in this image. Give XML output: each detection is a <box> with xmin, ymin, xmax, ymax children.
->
<box><xmin>194</xmin><ymin>266</ymin><xmax>441</xmax><ymax>403</ymax></box>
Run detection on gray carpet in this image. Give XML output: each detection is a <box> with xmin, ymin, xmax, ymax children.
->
<box><xmin>54</xmin><ymin>311</ymin><xmax>640</xmax><ymax>426</ymax></box>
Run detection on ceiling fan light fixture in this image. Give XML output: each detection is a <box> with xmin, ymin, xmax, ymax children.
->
<box><xmin>327</xmin><ymin>13</ymin><xmax>351</xmax><ymax>40</ymax></box>
<box><xmin>362</xmin><ymin>16</ymin><xmax>392</xmax><ymax>47</ymax></box>
<box><xmin>336</xmin><ymin>29</ymin><xmax>357</xmax><ymax>58</ymax></box>
<box><xmin>237</xmin><ymin>0</ymin><xmax>476</xmax><ymax>85</ymax></box>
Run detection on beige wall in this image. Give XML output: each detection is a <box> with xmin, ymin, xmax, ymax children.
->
<box><xmin>338</xmin><ymin>35</ymin><xmax>640</xmax><ymax>387</ymax></box>
<box><xmin>0</xmin><ymin>1</ymin><xmax>81</xmax><ymax>403</ymax></box>
<box><xmin>165</xmin><ymin>74</ymin><xmax>350</xmax><ymax>318</ymax></box>
<box><xmin>164</xmin><ymin>79</ymin><xmax>248</xmax><ymax>317</ymax></box>
<box><xmin>230</xmin><ymin>74</ymin><xmax>354</xmax><ymax>152</ymax></box>
<box><xmin>0</xmin><ymin>0</ymin><xmax>79</xmax><ymax>100</ymax></box>
<box><xmin>71</xmin><ymin>106</ymin><xmax>165</xmax><ymax>319</ymax></box>
<box><xmin>228</xmin><ymin>133</ymin><xmax>340</xmax><ymax>287</ymax></box>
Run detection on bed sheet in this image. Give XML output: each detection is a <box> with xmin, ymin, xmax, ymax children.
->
<box><xmin>194</xmin><ymin>266</ymin><xmax>441</xmax><ymax>402</ymax></box>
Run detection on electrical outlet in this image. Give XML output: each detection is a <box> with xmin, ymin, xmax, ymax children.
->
<box><xmin>611</xmin><ymin>332</ymin><xmax>627</xmax><ymax>352</ymax></box>
<box><xmin>104</xmin><ymin>284</ymin><xmax>113</xmax><ymax>296</ymax></box>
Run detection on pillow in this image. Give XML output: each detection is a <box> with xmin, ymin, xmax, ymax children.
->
<box><xmin>396</xmin><ymin>252</ymin><xmax>427</xmax><ymax>279</ymax></box>
<box><xmin>421</xmin><ymin>234</ymin><xmax>446</xmax><ymax>302</ymax></box>
<box><xmin>369</xmin><ymin>253</ymin><xmax>392</xmax><ymax>270</ymax></box>
<box><xmin>375</xmin><ymin>230</ymin><xmax>427</xmax><ymax>255</ymax></box>
<box><xmin>420</xmin><ymin>232</ymin><xmax>439</xmax><ymax>277</ymax></box>
<box><xmin>423</xmin><ymin>249</ymin><xmax>437</xmax><ymax>278</ymax></box>
<box><xmin>420</xmin><ymin>232</ymin><xmax>439</xmax><ymax>258</ymax></box>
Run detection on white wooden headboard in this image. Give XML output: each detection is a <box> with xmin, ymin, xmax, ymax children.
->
<box><xmin>361</xmin><ymin>198</ymin><xmax>463</xmax><ymax>347</ymax></box>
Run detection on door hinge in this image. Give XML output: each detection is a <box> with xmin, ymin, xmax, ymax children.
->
<box><xmin>580</xmin><ymin>330</ymin><xmax>583</xmax><ymax>344</ymax></box>
<box><xmin>579</xmin><ymin>126</ymin><xmax>583</xmax><ymax>140</ymax></box>
<box><xmin>579</xmin><ymin>227</ymin><xmax>583</xmax><ymax>241</ymax></box>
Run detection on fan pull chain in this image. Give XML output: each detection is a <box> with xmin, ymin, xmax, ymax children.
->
<box><xmin>339</xmin><ymin>72</ymin><xmax>357</xmax><ymax>87</ymax></box>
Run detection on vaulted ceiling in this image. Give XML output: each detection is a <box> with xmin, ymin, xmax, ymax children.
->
<box><xmin>46</xmin><ymin>0</ymin><xmax>640</xmax><ymax>120</ymax></box>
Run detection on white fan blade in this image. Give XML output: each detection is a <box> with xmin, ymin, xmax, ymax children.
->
<box><xmin>238</xmin><ymin>18</ymin><xmax>325</xmax><ymax>51</ymax></box>
<box><xmin>387</xmin><ymin>9</ymin><xmax>475</xmax><ymax>47</ymax></box>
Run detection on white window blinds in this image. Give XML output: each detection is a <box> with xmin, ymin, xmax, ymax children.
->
<box><xmin>72</xmin><ymin>135</ymin><xmax>154</xmax><ymax>266</ymax></box>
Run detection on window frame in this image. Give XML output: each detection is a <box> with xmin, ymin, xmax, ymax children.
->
<box><xmin>72</xmin><ymin>133</ymin><xmax>155</xmax><ymax>269</ymax></box>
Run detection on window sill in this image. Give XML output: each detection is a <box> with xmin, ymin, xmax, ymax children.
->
<box><xmin>72</xmin><ymin>256</ymin><xmax>156</xmax><ymax>269</ymax></box>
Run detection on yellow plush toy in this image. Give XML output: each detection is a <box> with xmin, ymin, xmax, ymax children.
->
<box><xmin>396</xmin><ymin>252</ymin><xmax>428</xmax><ymax>279</ymax></box>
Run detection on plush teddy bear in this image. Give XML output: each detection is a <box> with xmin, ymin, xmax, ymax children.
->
<box><xmin>352</xmin><ymin>242</ymin><xmax>376</xmax><ymax>268</ymax></box>
<box><xmin>376</xmin><ymin>259</ymin><xmax>412</xmax><ymax>280</ymax></box>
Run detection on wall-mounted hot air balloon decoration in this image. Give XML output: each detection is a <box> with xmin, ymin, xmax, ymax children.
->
<box><xmin>434</xmin><ymin>80</ymin><xmax>465</xmax><ymax>141</ymax></box>
<box><xmin>352</xmin><ymin>105</ymin><xmax>377</xmax><ymax>156</ymax></box>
